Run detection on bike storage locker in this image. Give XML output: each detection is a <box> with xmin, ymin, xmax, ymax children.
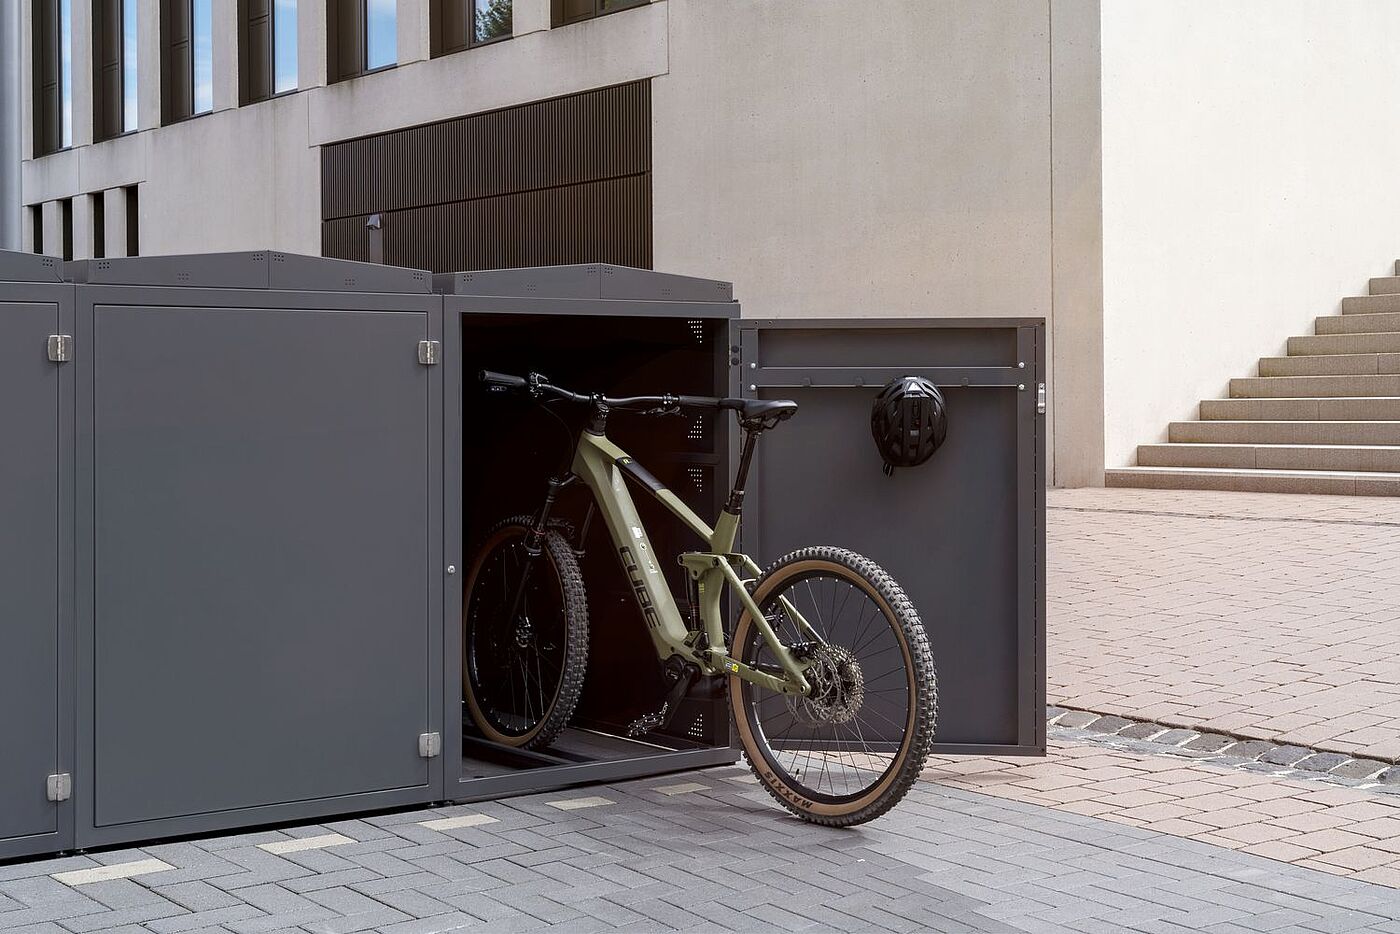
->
<box><xmin>0</xmin><ymin>254</ymin><xmax>1043</xmax><ymax>860</ymax></box>
<box><xmin>442</xmin><ymin>266</ymin><xmax>743</xmax><ymax>800</ymax></box>
<box><xmin>66</xmin><ymin>252</ymin><xmax>444</xmax><ymax>850</ymax></box>
<box><xmin>441</xmin><ymin>265</ymin><xmax>1046</xmax><ymax>806</ymax></box>
<box><xmin>0</xmin><ymin>251</ymin><xmax>75</xmax><ymax>861</ymax></box>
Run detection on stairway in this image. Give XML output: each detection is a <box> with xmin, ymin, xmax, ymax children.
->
<box><xmin>1106</xmin><ymin>263</ymin><xmax>1400</xmax><ymax>496</ymax></box>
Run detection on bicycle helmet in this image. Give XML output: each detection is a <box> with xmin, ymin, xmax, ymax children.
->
<box><xmin>870</xmin><ymin>376</ymin><xmax>947</xmax><ymax>475</ymax></box>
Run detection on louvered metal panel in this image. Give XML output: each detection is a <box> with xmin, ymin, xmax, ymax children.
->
<box><xmin>320</xmin><ymin>82</ymin><xmax>651</xmax><ymax>272</ymax></box>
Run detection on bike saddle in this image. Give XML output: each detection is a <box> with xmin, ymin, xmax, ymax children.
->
<box><xmin>725</xmin><ymin>398</ymin><xmax>799</xmax><ymax>427</ymax></box>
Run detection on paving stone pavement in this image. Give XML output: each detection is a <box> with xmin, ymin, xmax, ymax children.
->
<box><xmin>4</xmin><ymin>763</ymin><xmax>1400</xmax><ymax>933</ymax></box>
<box><xmin>927</xmin><ymin>729</ymin><xmax>1400</xmax><ymax>888</ymax></box>
<box><xmin>1049</xmin><ymin>487</ymin><xmax>1400</xmax><ymax>762</ymax></box>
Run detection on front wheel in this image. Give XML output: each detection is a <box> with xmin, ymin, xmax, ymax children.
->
<box><xmin>729</xmin><ymin>547</ymin><xmax>937</xmax><ymax>826</ymax></box>
<box><xmin>462</xmin><ymin>516</ymin><xmax>589</xmax><ymax>750</ymax></box>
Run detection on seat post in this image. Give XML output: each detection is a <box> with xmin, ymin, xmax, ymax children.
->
<box><xmin>725</xmin><ymin>425</ymin><xmax>762</xmax><ymax>516</ymax></box>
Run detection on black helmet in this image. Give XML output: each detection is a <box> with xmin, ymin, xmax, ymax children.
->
<box><xmin>870</xmin><ymin>376</ymin><xmax>947</xmax><ymax>475</ymax></box>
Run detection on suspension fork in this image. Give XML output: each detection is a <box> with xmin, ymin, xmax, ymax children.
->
<box><xmin>505</xmin><ymin>473</ymin><xmax>575</xmax><ymax>627</ymax></box>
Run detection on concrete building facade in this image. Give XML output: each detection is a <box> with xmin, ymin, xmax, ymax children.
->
<box><xmin>18</xmin><ymin>1</ymin><xmax>1399</xmax><ymax>490</ymax></box>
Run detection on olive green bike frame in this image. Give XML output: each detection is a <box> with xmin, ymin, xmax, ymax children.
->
<box><xmin>570</xmin><ymin>430</ymin><xmax>819</xmax><ymax>697</ymax></box>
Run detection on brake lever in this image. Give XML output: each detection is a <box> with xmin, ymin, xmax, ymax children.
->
<box><xmin>642</xmin><ymin>404</ymin><xmax>683</xmax><ymax>417</ymax></box>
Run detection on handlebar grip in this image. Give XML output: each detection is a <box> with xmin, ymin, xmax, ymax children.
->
<box><xmin>479</xmin><ymin>370</ymin><xmax>529</xmax><ymax>391</ymax></box>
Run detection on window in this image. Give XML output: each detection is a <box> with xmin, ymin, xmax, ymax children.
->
<box><xmin>239</xmin><ymin>0</ymin><xmax>298</xmax><ymax>104</ymax></box>
<box><xmin>431</xmin><ymin>0</ymin><xmax>511</xmax><ymax>56</ymax></box>
<box><xmin>59</xmin><ymin>198</ymin><xmax>73</xmax><ymax>261</ymax></box>
<box><xmin>125</xmin><ymin>186</ymin><xmax>140</xmax><ymax>257</ymax></box>
<box><xmin>94</xmin><ymin>0</ymin><xmax>139</xmax><ymax>141</ymax></box>
<box><xmin>31</xmin><ymin>0</ymin><xmax>73</xmax><ymax>155</ymax></box>
<box><xmin>161</xmin><ymin>0</ymin><xmax>214</xmax><ymax>123</ymax></box>
<box><xmin>29</xmin><ymin>206</ymin><xmax>44</xmax><ymax>255</ymax></box>
<box><xmin>552</xmin><ymin>0</ymin><xmax>647</xmax><ymax>27</ymax></box>
<box><xmin>328</xmin><ymin>0</ymin><xmax>396</xmax><ymax>83</ymax></box>
<box><xmin>92</xmin><ymin>193</ymin><xmax>106</xmax><ymax>259</ymax></box>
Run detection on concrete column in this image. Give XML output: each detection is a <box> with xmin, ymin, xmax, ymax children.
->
<box><xmin>0</xmin><ymin>0</ymin><xmax>21</xmax><ymax>249</ymax></box>
<box><xmin>71</xmin><ymin>0</ymin><xmax>94</xmax><ymax>147</ymax></box>
<box><xmin>398</xmin><ymin>0</ymin><xmax>429</xmax><ymax>65</ymax></box>
<box><xmin>71</xmin><ymin>192</ymin><xmax>94</xmax><ymax>259</ymax></box>
<box><xmin>41</xmin><ymin>199</ymin><xmax>61</xmax><ymax>256</ymax></box>
<box><xmin>22</xmin><ymin>204</ymin><xmax>36</xmax><ymax>252</ymax></box>
<box><xmin>137</xmin><ymin>0</ymin><xmax>161</xmax><ymax>128</ymax></box>
<box><xmin>213</xmin><ymin>0</ymin><xmax>239</xmax><ymax>110</ymax></box>
<box><xmin>20</xmin><ymin>0</ymin><xmax>34</xmax><ymax>161</ymax></box>
<box><xmin>103</xmin><ymin>186</ymin><xmax>129</xmax><ymax>257</ymax></box>
<box><xmin>299</xmin><ymin>0</ymin><xmax>327</xmax><ymax>88</ymax></box>
<box><xmin>512</xmin><ymin>0</ymin><xmax>549</xmax><ymax>36</ymax></box>
<box><xmin>1049</xmin><ymin>0</ymin><xmax>1105</xmax><ymax>488</ymax></box>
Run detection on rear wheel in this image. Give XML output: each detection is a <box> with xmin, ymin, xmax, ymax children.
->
<box><xmin>462</xmin><ymin>516</ymin><xmax>589</xmax><ymax>750</ymax></box>
<box><xmin>729</xmin><ymin>546</ymin><xmax>937</xmax><ymax>826</ymax></box>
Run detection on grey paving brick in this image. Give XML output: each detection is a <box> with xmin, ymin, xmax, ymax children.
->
<box><xmin>1186</xmin><ymin>733</ymin><xmax>1237</xmax><ymax>753</ymax></box>
<box><xmin>1262</xmin><ymin>745</ymin><xmax>1314</xmax><ymax>766</ymax></box>
<box><xmin>1153</xmin><ymin>729</ymin><xmax>1199</xmax><ymax>746</ymax></box>
<box><xmin>1330</xmin><ymin>759</ymin><xmax>1388</xmax><ymax>781</ymax></box>
<box><xmin>1296</xmin><ymin>752</ymin><xmax>1352</xmax><ymax>773</ymax></box>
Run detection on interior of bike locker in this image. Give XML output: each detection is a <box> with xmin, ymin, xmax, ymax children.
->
<box><xmin>443</xmin><ymin>266</ymin><xmax>743</xmax><ymax>792</ymax></box>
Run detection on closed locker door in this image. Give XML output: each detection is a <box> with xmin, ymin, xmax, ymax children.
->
<box><xmin>83</xmin><ymin>300</ymin><xmax>439</xmax><ymax>838</ymax></box>
<box><xmin>0</xmin><ymin>296</ymin><xmax>71</xmax><ymax>857</ymax></box>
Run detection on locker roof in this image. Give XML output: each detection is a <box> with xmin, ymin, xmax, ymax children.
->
<box><xmin>433</xmin><ymin>264</ymin><xmax>734</xmax><ymax>303</ymax></box>
<box><xmin>63</xmin><ymin>251</ymin><xmax>432</xmax><ymax>293</ymax></box>
<box><xmin>0</xmin><ymin>249</ymin><xmax>63</xmax><ymax>283</ymax></box>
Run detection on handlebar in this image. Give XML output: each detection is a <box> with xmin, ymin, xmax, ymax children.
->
<box><xmin>479</xmin><ymin>369</ymin><xmax>731</xmax><ymax>413</ymax></box>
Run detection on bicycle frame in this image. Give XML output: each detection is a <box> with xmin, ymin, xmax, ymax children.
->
<box><xmin>568</xmin><ymin>430</ymin><xmax>820</xmax><ymax>697</ymax></box>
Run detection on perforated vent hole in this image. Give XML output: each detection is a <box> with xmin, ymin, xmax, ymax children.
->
<box><xmin>688</xmin><ymin>319</ymin><xmax>705</xmax><ymax>343</ymax></box>
<box><xmin>688</xmin><ymin>716</ymin><xmax>705</xmax><ymax>740</ymax></box>
<box><xmin>688</xmin><ymin>466</ymin><xmax>706</xmax><ymax>494</ymax></box>
<box><xmin>688</xmin><ymin>416</ymin><xmax>705</xmax><ymax>442</ymax></box>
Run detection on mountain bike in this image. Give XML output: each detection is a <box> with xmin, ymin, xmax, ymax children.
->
<box><xmin>463</xmin><ymin>370</ymin><xmax>937</xmax><ymax>826</ymax></box>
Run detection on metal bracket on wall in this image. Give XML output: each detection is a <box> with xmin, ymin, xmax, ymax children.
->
<box><xmin>418</xmin><ymin>732</ymin><xmax>442</xmax><ymax>758</ymax></box>
<box><xmin>46</xmin><ymin>773</ymin><xmax>71</xmax><ymax>802</ymax></box>
<box><xmin>417</xmin><ymin>340</ymin><xmax>440</xmax><ymax>366</ymax></box>
<box><xmin>1037</xmin><ymin>383</ymin><xmax>1046</xmax><ymax>414</ymax></box>
<box><xmin>47</xmin><ymin>334</ymin><xmax>72</xmax><ymax>363</ymax></box>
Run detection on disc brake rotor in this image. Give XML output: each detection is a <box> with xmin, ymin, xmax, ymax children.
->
<box><xmin>786</xmin><ymin>644</ymin><xmax>865</xmax><ymax>725</ymax></box>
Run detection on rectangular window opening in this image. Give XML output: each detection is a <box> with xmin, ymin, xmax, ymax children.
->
<box><xmin>59</xmin><ymin>198</ymin><xmax>73</xmax><ymax>262</ymax></box>
<box><xmin>93</xmin><ymin>194</ymin><xmax>106</xmax><ymax>259</ymax></box>
<box><xmin>552</xmin><ymin>0</ymin><xmax>647</xmax><ymax>28</ymax></box>
<box><xmin>330</xmin><ymin>0</ymin><xmax>396</xmax><ymax>82</ymax></box>
<box><xmin>32</xmin><ymin>0</ymin><xmax>75</xmax><ymax>154</ymax></box>
<box><xmin>163</xmin><ymin>0</ymin><xmax>213</xmax><ymax>123</ymax></box>
<box><xmin>30</xmin><ymin>206</ymin><xmax>44</xmax><ymax>255</ymax></box>
<box><xmin>125</xmin><ymin>186</ymin><xmax>140</xmax><ymax>257</ymax></box>
<box><xmin>94</xmin><ymin>0</ymin><xmax>138</xmax><ymax>141</ymax></box>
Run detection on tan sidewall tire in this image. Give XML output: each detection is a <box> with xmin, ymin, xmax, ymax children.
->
<box><xmin>462</xmin><ymin>522</ymin><xmax>587</xmax><ymax>749</ymax></box>
<box><xmin>728</xmin><ymin>551</ymin><xmax>934</xmax><ymax>824</ymax></box>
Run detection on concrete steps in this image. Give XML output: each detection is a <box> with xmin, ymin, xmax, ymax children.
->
<box><xmin>1258</xmin><ymin>352</ymin><xmax>1400</xmax><ymax>376</ymax></box>
<box><xmin>1200</xmin><ymin>397</ymin><xmax>1400</xmax><ymax>420</ymax></box>
<box><xmin>1137</xmin><ymin>443</ymin><xmax>1400</xmax><ymax>472</ymax></box>
<box><xmin>1106</xmin><ymin>466</ymin><xmax>1400</xmax><ymax>496</ymax></box>
<box><xmin>1317</xmin><ymin>312</ymin><xmax>1400</xmax><ymax>334</ymax></box>
<box><xmin>1112</xmin><ymin>259</ymin><xmax>1400</xmax><ymax>495</ymax></box>
<box><xmin>1289</xmin><ymin>332</ymin><xmax>1400</xmax><ymax>355</ymax></box>
<box><xmin>1229</xmin><ymin>374</ymin><xmax>1400</xmax><ymax>398</ymax></box>
<box><xmin>1170</xmin><ymin>420</ymin><xmax>1400</xmax><ymax>444</ymax></box>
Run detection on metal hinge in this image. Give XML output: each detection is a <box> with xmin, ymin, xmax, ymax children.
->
<box><xmin>46</xmin><ymin>773</ymin><xmax>71</xmax><ymax>802</ymax></box>
<box><xmin>417</xmin><ymin>340</ymin><xmax>440</xmax><ymax>366</ymax></box>
<box><xmin>418</xmin><ymin>732</ymin><xmax>441</xmax><ymax>758</ymax></box>
<box><xmin>1036</xmin><ymin>382</ymin><xmax>1047</xmax><ymax>415</ymax></box>
<box><xmin>47</xmin><ymin>334</ymin><xmax>72</xmax><ymax>363</ymax></box>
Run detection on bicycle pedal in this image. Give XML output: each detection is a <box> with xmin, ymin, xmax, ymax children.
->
<box><xmin>625</xmin><ymin>702</ymin><xmax>669</xmax><ymax>738</ymax></box>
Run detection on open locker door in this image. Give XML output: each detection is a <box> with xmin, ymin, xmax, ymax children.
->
<box><xmin>737</xmin><ymin>319</ymin><xmax>1045</xmax><ymax>755</ymax></box>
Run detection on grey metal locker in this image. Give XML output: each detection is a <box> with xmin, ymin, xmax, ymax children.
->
<box><xmin>69</xmin><ymin>252</ymin><xmax>444</xmax><ymax>848</ymax></box>
<box><xmin>0</xmin><ymin>251</ymin><xmax>74</xmax><ymax>860</ymax></box>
